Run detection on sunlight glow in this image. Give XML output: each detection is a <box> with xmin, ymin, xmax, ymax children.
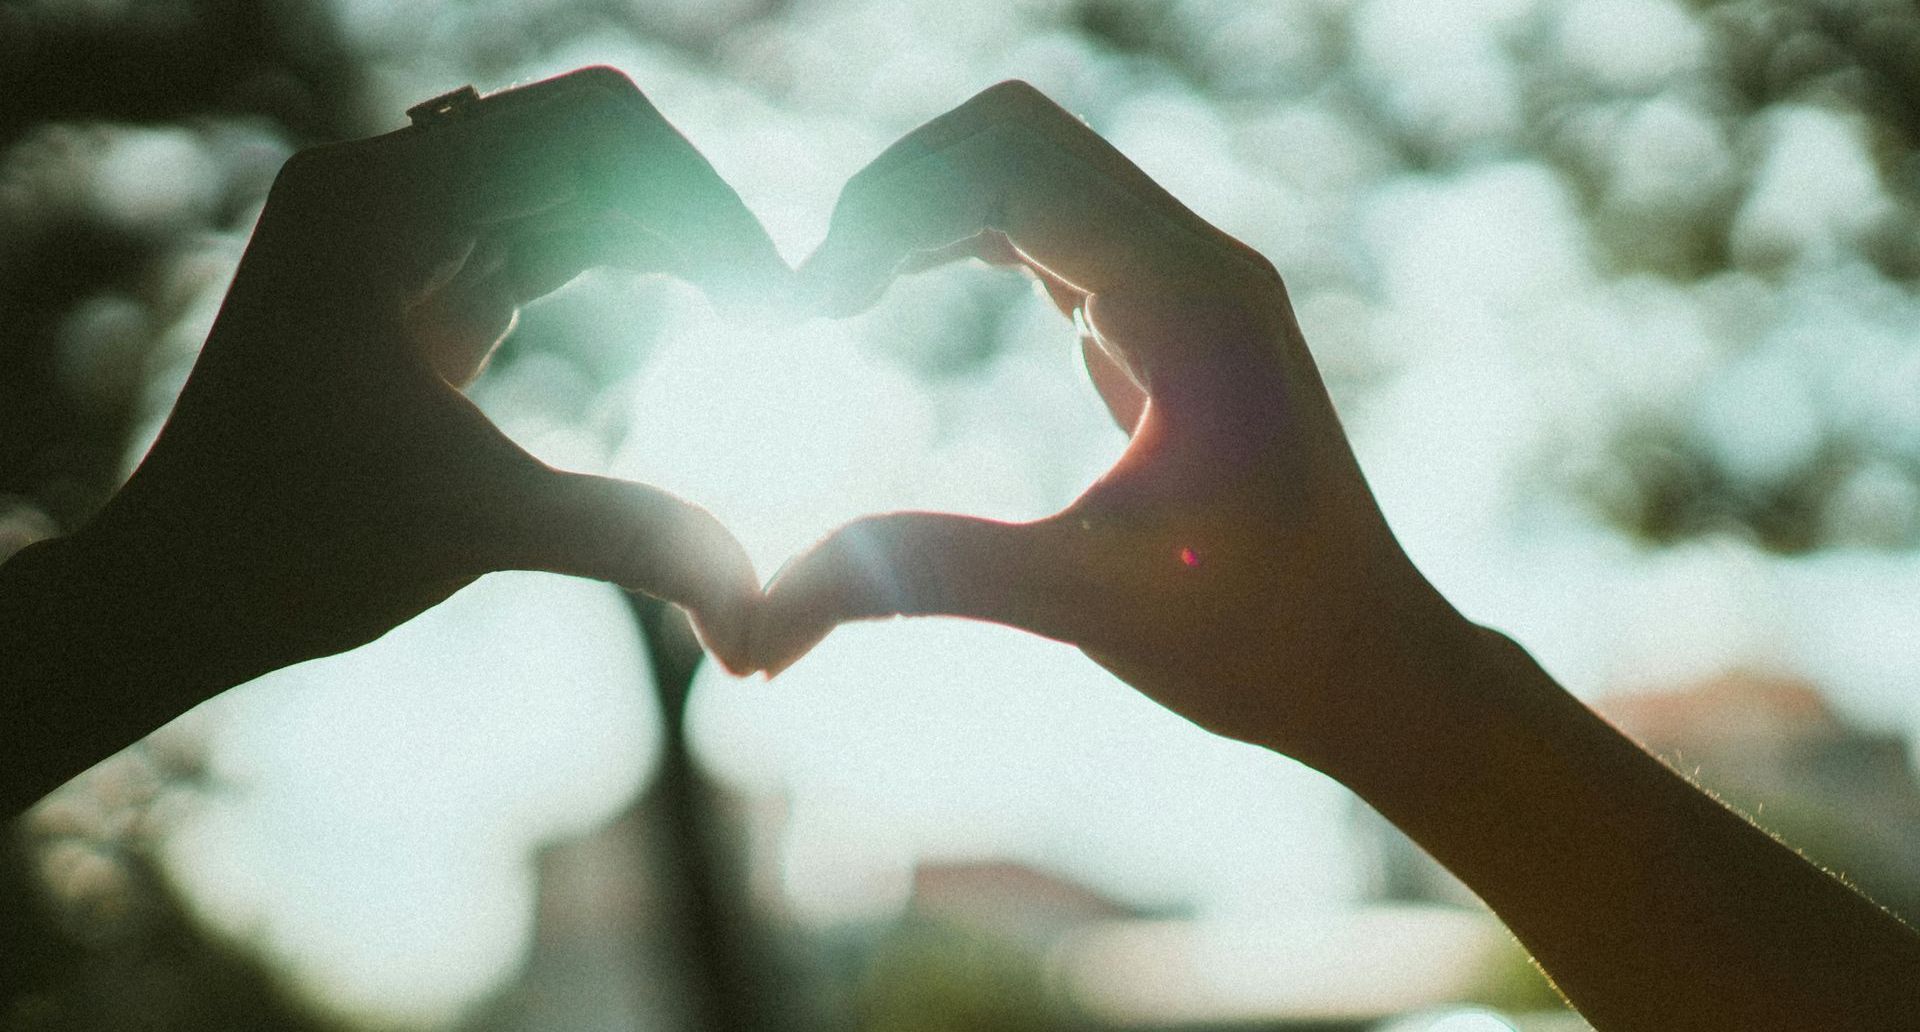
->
<box><xmin>91</xmin><ymin>0</ymin><xmax>1920</xmax><ymax>1021</ymax></box>
<box><xmin>164</xmin><ymin>572</ymin><xmax>656</xmax><ymax>1025</ymax></box>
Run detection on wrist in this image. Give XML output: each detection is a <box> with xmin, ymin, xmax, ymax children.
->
<box><xmin>1259</xmin><ymin>583</ymin><xmax>1545</xmax><ymax>799</ymax></box>
<box><xmin>1319</xmin><ymin>619</ymin><xmax>1581</xmax><ymax>826</ymax></box>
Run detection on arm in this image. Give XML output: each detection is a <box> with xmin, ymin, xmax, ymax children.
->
<box><xmin>1350</xmin><ymin>624</ymin><xmax>1920</xmax><ymax>1031</ymax></box>
<box><xmin>1</xmin><ymin>67</ymin><xmax>781</xmax><ymax>819</ymax></box>
<box><xmin>752</xmin><ymin>80</ymin><xmax>1920</xmax><ymax>1030</ymax></box>
<box><xmin>0</xmin><ymin>530</ymin><xmax>249</xmax><ymax>817</ymax></box>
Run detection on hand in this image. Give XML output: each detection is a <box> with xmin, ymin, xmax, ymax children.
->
<box><xmin>67</xmin><ymin>67</ymin><xmax>779</xmax><ymax>684</ymax></box>
<box><xmin>753</xmin><ymin>81</ymin><xmax>1474</xmax><ymax>773</ymax></box>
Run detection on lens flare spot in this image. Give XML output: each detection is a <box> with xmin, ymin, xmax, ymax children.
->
<box><xmin>1179</xmin><ymin>546</ymin><xmax>1201</xmax><ymax>568</ymax></box>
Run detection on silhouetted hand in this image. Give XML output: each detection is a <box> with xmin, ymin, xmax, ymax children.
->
<box><xmin>70</xmin><ymin>67</ymin><xmax>778</xmax><ymax>683</ymax></box>
<box><xmin>752</xmin><ymin>84</ymin><xmax>1920</xmax><ymax>1032</ymax></box>
<box><xmin>753</xmin><ymin>81</ymin><xmax>1470</xmax><ymax>772</ymax></box>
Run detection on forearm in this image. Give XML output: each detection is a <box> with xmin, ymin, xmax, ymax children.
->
<box><xmin>1331</xmin><ymin>626</ymin><xmax>1920</xmax><ymax>1031</ymax></box>
<box><xmin>0</xmin><ymin>531</ymin><xmax>245</xmax><ymax>818</ymax></box>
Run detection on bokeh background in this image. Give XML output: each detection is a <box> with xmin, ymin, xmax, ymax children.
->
<box><xmin>6</xmin><ymin>0</ymin><xmax>1920</xmax><ymax>1029</ymax></box>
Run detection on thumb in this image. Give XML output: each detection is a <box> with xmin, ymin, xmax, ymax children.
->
<box><xmin>497</xmin><ymin>467</ymin><xmax>761</xmax><ymax>674</ymax></box>
<box><xmin>751</xmin><ymin>511</ymin><xmax>1085</xmax><ymax>677</ymax></box>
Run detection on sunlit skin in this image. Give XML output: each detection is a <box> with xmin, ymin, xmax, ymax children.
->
<box><xmin>0</xmin><ymin>68</ymin><xmax>778</xmax><ymax>815</ymax></box>
<box><xmin>755</xmin><ymin>81</ymin><xmax>1920</xmax><ymax>1032</ymax></box>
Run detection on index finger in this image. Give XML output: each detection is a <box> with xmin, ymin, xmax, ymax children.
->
<box><xmin>799</xmin><ymin>81</ymin><xmax>1279</xmax><ymax>323</ymax></box>
<box><xmin>283</xmin><ymin>67</ymin><xmax>788</xmax><ymax>306</ymax></box>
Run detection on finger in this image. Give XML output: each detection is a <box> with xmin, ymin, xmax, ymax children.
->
<box><xmin>403</xmin><ymin>211</ymin><xmax>678</xmax><ymax>386</ymax></box>
<box><xmin>498</xmin><ymin>468</ymin><xmax>762</xmax><ymax>675</ymax></box>
<box><xmin>403</xmin><ymin>237</ymin><xmax>518</xmax><ymax>386</ymax></box>
<box><xmin>893</xmin><ymin>226</ymin><xmax>1142</xmax><ymax>431</ymax></box>
<box><xmin>1082</xmin><ymin>335</ymin><xmax>1147</xmax><ymax>435</ymax></box>
<box><xmin>501</xmin><ymin>209</ymin><xmax>679</xmax><ymax>303</ymax></box>
<box><xmin>751</xmin><ymin>511</ymin><xmax>1086</xmax><ymax>677</ymax></box>
<box><xmin>475</xmin><ymin>68</ymin><xmax>787</xmax><ymax>307</ymax></box>
<box><xmin>798</xmin><ymin>80</ymin><xmax>1275</xmax><ymax>325</ymax></box>
<box><xmin>897</xmin><ymin>229</ymin><xmax>1088</xmax><ymax>319</ymax></box>
<box><xmin>285</xmin><ymin>67</ymin><xmax>788</xmax><ymax>307</ymax></box>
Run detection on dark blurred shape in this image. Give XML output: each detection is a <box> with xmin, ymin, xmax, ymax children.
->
<box><xmin>472</xmin><ymin>595</ymin><xmax>812</xmax><ymax>1032</ymax></box>
<box><xmin>0</xmin><ymin>1</ymin><xmax>358</xmax><ymax>147</ymax></box>
<box><xmin>0</xmin><ymin>0</ymin><xmax>364</xmax><ymax>534</ymax></box>
<box><xmin>854</xmin><ymin>916</ymin><xmax>1076</xmax><ymax>1032</ymax></box>
<box><xmin>1705</xmin><ymin>0</ymin><xmax>1920</xmax><ymax>160</ymax></box>
<box><xmin>2</xmin><ymin>749</ymin><xmax>348</xmax><ymax>1032</ymax></box>
<box><xmin>625</xmin><ymin>594</ymin><xmax>798</xmax><ymax>1032</ymax></box>
<box><xmin>1</xmin><ymin>3</ymin><xmax>371</xmax><ymax>1023</ymax></box>
<box><xmin>1585</xmin><ymin>422</ymin><xmax>1886</xmax><ymax>555</ymax></box>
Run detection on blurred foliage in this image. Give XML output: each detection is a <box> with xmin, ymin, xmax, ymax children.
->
<box><xmin>853</xmin><ymin>917</ymin><xmax>1079</xmax><ymax>1032</ymax></box>
<box><xmin>0</xmin><ymin>0</ymin><xmax>364</xmax><ymax>533</ymax></box>
<box><xmin>4</xmin><ymin>755</ymin><xmax>347</xmax><ymax>1031</ymax></box>
<box><xmin>1585</xmin><ymin>423</ymin><xmax>1877</xmax><ymax>554</ymax></box>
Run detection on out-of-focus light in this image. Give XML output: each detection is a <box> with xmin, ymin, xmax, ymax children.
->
<box><xmin>90</xmin><ymin>127</ymin><xmax>219</xmax><ymax>228</ymax></box>
<box><xmin>1055</xmin><ymin>907</ymin><xmax>1512</xmax><ymax>1024</ymax></box>
<box><xmin>1691</xmin><ymin>350</ymin><xmax>1824</xmax><ymax>489</ymax></box>
<box><xmin>1351</xmin><ymin>0</ymin><xmax>1529</xmax><ymax>153</ymax></box>
<box><xmin>1733</xmin><ymin>105</ymin><xmax>1893</xmax><ymax>269</ymax></box>
<box><xmin>86</xmin><ymin>0</ymin><xmax>1920</xmax><ymax>1020</ymax></box>
<box><xmin>1397</xmin><ymin>1009</ymin><xmax>1521</xmax><ymax>1032</ymax></box>
<box><xmin>1366</xmin><ymin>162</ymin><xmax>1594</xmax><ymax>314</ymax></box>
<box><xmin>1606</xmin><ymin>98</ymin><xmax>1732</xmax><ymax>214</ymax></box>
<box><xmin>1556</xmin><ymin>0</ymin><xmax>1705</xmax><ymax>93</ymax></box>
<box><xmin>777</xmin><ymin>795</ymin><xmax>917</xmax><ymax>926</ymax></box>
<box><xmin>165</xmin><ymin>571</ymin><xmax>656</xmax><ymax>1025</ymax></box>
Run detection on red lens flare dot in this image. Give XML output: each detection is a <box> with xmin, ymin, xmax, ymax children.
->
<box><xmin>1179</xmin><ymin>546</ymin><xmax>1200</xmax><ymax>568</ymax></box>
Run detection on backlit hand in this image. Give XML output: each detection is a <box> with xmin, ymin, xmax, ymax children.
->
<box><xmin>72</xmin><ymin>67</ymin><xmax>780</xmax><ymax>684</ymax></box>
<box><xmin>753</xmin><ymin>81</ymin><xmax>1471</xmax><ymax>771</ymax></box>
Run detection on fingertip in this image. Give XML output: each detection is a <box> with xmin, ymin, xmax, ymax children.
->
<box><xmin>696</xmin><ymin>238</ymin><xmax>794</xmax><ymax>312</ymax></box>
<box><xmin>743</xmin><ymin>601</ymin><xmax>826</xmax><ymax>682</ymax></box>
<box><xmin>689</xmin><ymin>596</ymin><xmax>756</xmax><ymax>677</ymax></box>
<box><xmin>796</xmin><ymin>242</ymin><xmax>887</xmax><ymax>318</ymax></box>
<box><xmin>510</xmin><ymin>470</ymin><xmax>766</xmax><ymax>660</ymax></box>
<box><xmin>792</xmin><ymin>253</ymin><xmax>841</xmax><ymax>316</ymax></box>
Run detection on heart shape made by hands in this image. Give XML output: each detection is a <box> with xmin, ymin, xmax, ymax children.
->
<box><xmin>419</xmin><ymin>68</ymin><xmax>1420</xmax><ymax>762</ymax></box>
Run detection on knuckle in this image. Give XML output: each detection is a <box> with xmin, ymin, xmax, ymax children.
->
<box><xmin>974</xmin><ymin>79</ymin><xmax>1070</xmax><ymax>129</ymax></box>
<box><xmin>266</xmin><ymin>140</ymin><xmax>374</xmax><ymax>210</ymax></box>
<box><xmin>565</xmin><ymin>64</ymin><xmax>639</xmax><ymax>95</ymax></box>
<box><xmin>268</xmin><ymin>144</ymin><xmax>332</xmax><ymax>196</ymax></box>
<box><xmin>976</xmin><ymin>78</ymin><xmax>1047</xmax><ymax>113</ymax></box>
<box><xmin>1232</xmin><ymin>245</ymin><xmax>1283</xmax><ymax>288</ymax></box>
<box><xmin>561</xmin><ymin>65</ymin><xmax>661</xmax><ymax>125</ymax></box>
